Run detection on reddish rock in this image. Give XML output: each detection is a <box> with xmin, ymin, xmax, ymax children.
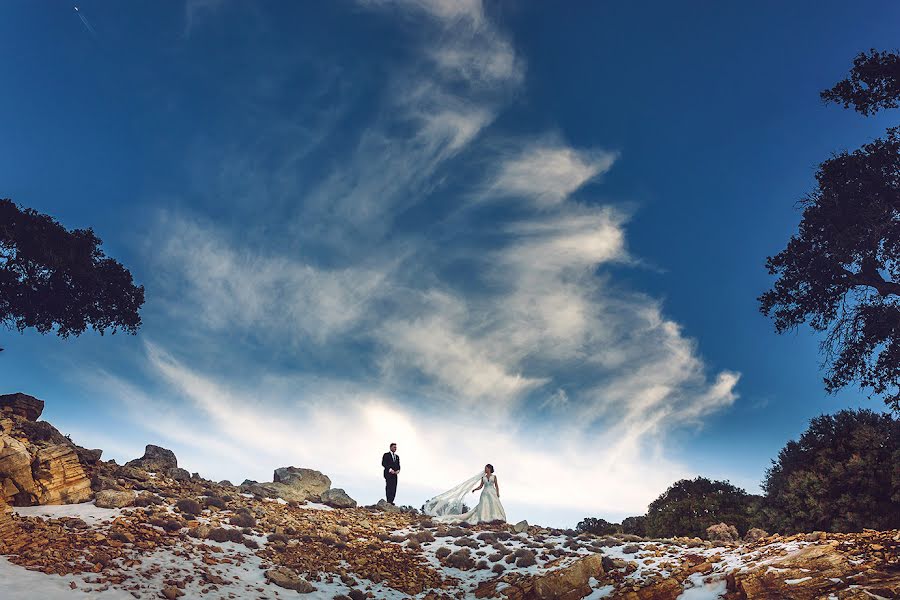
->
<box><xmin>0</xmin><ymin>393</ymin><xmax>44</xmax><ymax>421</ymax></box>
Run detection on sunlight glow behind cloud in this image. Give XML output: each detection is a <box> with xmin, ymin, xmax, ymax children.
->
<box><xmin>72</xmin><ymin>0</ymin><xmax>740</xmax><ymax>526</ymax></box>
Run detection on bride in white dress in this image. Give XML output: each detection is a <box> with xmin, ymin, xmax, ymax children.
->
<box><xmin>423</xmin><ymin>464</ymin><xmax>507</xmax><ymax>524</ymax></box>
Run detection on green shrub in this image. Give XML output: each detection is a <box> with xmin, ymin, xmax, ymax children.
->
<box><xmin>763</xmin><ymin>409</ymin><xmax>900</xmax><ymax>533</ymax></box>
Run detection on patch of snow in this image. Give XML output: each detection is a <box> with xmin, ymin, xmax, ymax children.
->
<box><xmin>585</xmin><ymin>578</ymin><xmax>615</xmax><ymax>598</ymax></box>
<box><xmin>0</xmin><ymin>557</ymin><xmax>133</xmax><ymax>600</ymax></box>
<box><xmin>298</xmin><ymin>502</ymin><xmax>334</xmax><ymax>511</ymax></box>
<box><xmin>677</xmin><ymin>571</ymin><xmax>727</xmax><ymax>599</ymax></box>
<box><xmin>13</xmin><ymin>502</ymin><xmax>122</xmax><ymax>524</ymax></box>
<box><xmin>785</xmin><ymin>576</ymin><xmax>813</xmax><ymax>584</ymax></box>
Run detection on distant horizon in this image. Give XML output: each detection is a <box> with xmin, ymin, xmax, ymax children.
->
<box><xmin>1</xmin><ymin>1</ymin><xmax>895</xmax><ymax>531</ymax></box>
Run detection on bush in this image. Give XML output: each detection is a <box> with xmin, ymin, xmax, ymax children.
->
<box><xmin>575</xmin><ymin>517</ymin><xmax>619</xmax><ymax>536</ymax></box>
<box><xmin>763</xmin><ymin>409</ymin><xmax>900</xmax><ymax>533</ymax></box>
<box><xmin>620</xmin><ymin>516</ymin><xmax>647</xmax><ymax>537</ymax></box>
<box><xmin>644</xmin><ymin>477</ymin><xmax>759</xmax><ymax>538</ymax></box>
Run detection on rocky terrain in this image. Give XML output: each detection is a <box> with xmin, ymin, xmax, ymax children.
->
<box><xmin>1</xmin><ymin>393</ymin><xmax>898</xmax><ymax>599</ymax></box>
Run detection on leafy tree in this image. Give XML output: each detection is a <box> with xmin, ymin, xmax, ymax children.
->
<box><xmin>575</xmin><ymin>517</ymin><xmax>618</xmax><ymax>536</ymax></box>
<box><xmin>821</xmin><ymin>49</ymin><xmax>900</xmax><ymax>115</ymax></box>
<box><xmin>0</xmin><ymin>199</ymin><xmax>144</xmax><ymax>349</ymax></box>
<box><xmin>763</xmin><ymin>409</ymin><xmax>900</xmax><ymax>533</ymax></box>
<box><xmin>644</xmin><ymin>477</ymin><xmax>758</xmax><ymax>538</ymax></box>
<box><xmin>759</xmin><ymin>49</ymin><xmax>900</xmax><ymax>410</ymax></box>
<box><xmin>620</xmin><ymin>515</ymin><xmax>647</xmax><ymax>537</ymax></box>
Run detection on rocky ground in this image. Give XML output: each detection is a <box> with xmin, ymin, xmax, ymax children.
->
<box><xmin>1</xmin><ymin>393</ymin><xmax>898</xmax><ymax>599</ymax></box>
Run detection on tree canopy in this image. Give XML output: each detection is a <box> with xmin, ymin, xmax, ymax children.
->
<box><xmin>762</xmin><ymin>409</ymin><xmax>900</xmax><ymax>533</ymax></box>
<box><xmin>644</xmin><ymin>476</ymin><xmax>760</xmax><ymax>538</ymax></box>
<box><xmin>0</xmin><ymin>199</ymin><xmax>144</xmax><ymax>348</ymax></box>
<box><xmin>760</xmin><ymin>49</ymin><xmax>900</xmax><ymax>410</ymax></box>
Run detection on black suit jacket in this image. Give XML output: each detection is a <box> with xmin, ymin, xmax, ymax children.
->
<box><xmin>382</xmin><ymin>452</ymin><xmax>400</xmax><ymax>478</ymax></box>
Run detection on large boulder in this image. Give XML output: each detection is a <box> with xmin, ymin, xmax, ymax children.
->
<box><xmin>0</xmin><ymin>433</ymin><xmax>38</xmax><ymax>505</ymax></box>
<box><xmin>126</xmin><ymin>445</ymin><xmax>178</xmax><ymax>472</ymax></box>
<box><xmin>270</xmin><ymin>467</ymin><xmax>330</xmax><ymax>500</ymax></box>
<box><xmin>532</xmin><ymin>553</ymin><xmax>604</xmax><ymax>599</ymax></box>
<box><xmin>0</xmin><ymin>419</ymin><xmax>93</xmax><ymax>506</ymax></box>
<box><xmin>705</xmin><ymin>522</ymin><xmax>740</xmax><ymax>543</ymax></box>
<box><xmin>94</xmin><ymin>489</ymin><xmax>136</xmax><ymax>508</ymax></box>
<box><xmin>31</xmin><ymin>444</ymin><xmax>92</xmax><ymax>504</ymax></box>
<box><xmin>477</xmin><ymin>554</ymin><xmax>606</xmax><ymax>600</ymax></box>
<box><xmin>321</xmin><ymin>488</ymin><xmax>357</xmax><ymax>508</ymax></box>
<box><xmin>0</xmin><ymin>393</ymin><xmax>44</xmax><ymax>421</ymax></box>
<box><xmin>726</xmin><ymin>543</ymin><xmax>900</xmax><ymax>599</ymax></box>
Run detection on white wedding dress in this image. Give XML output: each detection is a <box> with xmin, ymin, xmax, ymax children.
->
<box><xmin>423</xmin><ymin>472</ymin><xmax>507</xmax><ymax>524</ymax></box>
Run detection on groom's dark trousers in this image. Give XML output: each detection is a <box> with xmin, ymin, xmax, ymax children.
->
<box><xmin>382</xmin><ymin>452</ymin><xmax>400</xmax><ymax>503</ymax></box>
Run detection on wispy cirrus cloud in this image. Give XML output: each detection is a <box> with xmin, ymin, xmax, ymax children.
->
<box><xmin>75</xmin><ymin>0</ymin><xmax>741</xmax><ymax>523</ymax></box>
<box><xmin>489</xmin><ymin>144</ymin><xmax>618</xmax><ymax>207</ymax></box>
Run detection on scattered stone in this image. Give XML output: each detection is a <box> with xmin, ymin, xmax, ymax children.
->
<box><xmin>513</xmin><ymin>520</ymin><xmax>529</xmax><ymax>533</ymax></box>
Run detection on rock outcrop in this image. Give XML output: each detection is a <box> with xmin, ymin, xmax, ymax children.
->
<box><xmin>0</xmin><ymin>393</ymin><xmax>44</xmax><ymax>421</ymax></box>
<box><xmin>0</xmin><ymin>393</ymin><xmax>93</xmax><ymax>506</ymax></box>
<box><xmin>272</xmin><ymin>466</ymin><xmax>331</xmax><ymax>498</ymax></box>
<box><xmin>240</xmin><ymin>466</ymin><xmax>336</xmax><ymax>503</ymax></box>
<box><xmin>125</xmin><ymin>445</ymin><xmax>178</xmax><ymax>472</ymax></box>
<box><xmin>321</xmin><ymin>488</ymin><xmax>356</xmax><ymax>508</ymax></box>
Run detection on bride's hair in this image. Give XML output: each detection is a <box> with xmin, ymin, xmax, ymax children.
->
<box><xmin>485</xmin><ymin>464</ymin><xmax>494</xmax><ymax>473</ymax></box>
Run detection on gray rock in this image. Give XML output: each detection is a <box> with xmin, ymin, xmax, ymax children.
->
<box><xmin>374</xmin><ymin>499</ymin><xmax>400</xmax><ymax>512</ymax></box>
<box><xmin>265</xmin><ymin>566</ymin><xmax>316</xmax><ymax>593</ymax></box>
<box><xmin>622</xmin><ymin>543</ymin><xmax>640</xmax><ymax>554</ymax></box>
<box><xmin>513</xmin><ymin>520</ymin><xmax>528</xmax><ymax>533</ymax></box>
<box><xmin>321</xmin><ymin>488</ymin><xmax>357</xmax><ymax>509</ymax></box>
<box><xmin>166</xmin><ymin>467</ymin><xmax>191</xmax><ymax>481</ymax></box>
<box><xmin>125</xmin><ymin>444</ymin><xmax>178</xmax><ymax>472</ymax></box>
<box><xmin>268</xmin><ymin>467</ymin><xmax>331</xmax><ymax>501</ymax></box>
<box><xmin>94</xmin><ymin>489</ymin><xmax>136</xmax><ymax>509</ymax></box>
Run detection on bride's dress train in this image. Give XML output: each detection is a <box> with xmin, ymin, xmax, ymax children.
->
<box><xmin>423</xmin><ymin>472</ymin><xmax>507</xmax><ymax>524</ymax></box>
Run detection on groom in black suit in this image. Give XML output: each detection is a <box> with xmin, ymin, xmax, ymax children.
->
<box><xmin>382</xmin><ymin>442</ymin><xmax>400</xmax><ymax>504</ymax></box>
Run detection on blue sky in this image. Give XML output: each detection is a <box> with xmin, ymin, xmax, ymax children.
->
<box><xmin>0</xmin><ymin>1</ymin><xmax>896</xmax><ymax>527</ymax></box>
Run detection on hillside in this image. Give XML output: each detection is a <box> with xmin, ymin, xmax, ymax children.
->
<box><xmin>1</xmin><ymin>393</ymin><xmax>898</xmax><ymax>599</ymax></box>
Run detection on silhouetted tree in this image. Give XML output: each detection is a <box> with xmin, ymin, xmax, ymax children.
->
<box><xmin>644</xmin><ymin>477</ymin><xmax>758</xmax><ymax>538</ymax></box>
<box><xmin>0</xmin><ymin>199</ymin><xmax>144</xmax><ymax>349</ymax></box>
<box><xmin>575</xmin><ymin>517</ymin><xmax>618</xmax><ymax>536</ymax></box>
<box><xmin>821</xmin><ymin>49</ymin><xmax>900</xmax><ymax>115</ymax></box>
<box><xmin>760</xmin><ymin>49</ymin><xmax>900</xmax><ymax>410</ymax></box>
<box><xmin>620</xmin><ymin>515</ymin><xmax>647</xmax><ymax>537</ymax></box>
<box><xmin>762</xmin><ymin>409</ymin><xmax>900</xmax><ymax>533</ymax></box>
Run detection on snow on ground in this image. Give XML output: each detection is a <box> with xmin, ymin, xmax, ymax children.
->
<box><xmin>0</xmin><ymin>556</ymin><xmax>135</xmax><ymax>600</ymax></box>
<box><xmin>12</xmin><ymin>501</ymin><xmax>122</xmax><ymax>524</ymax></box>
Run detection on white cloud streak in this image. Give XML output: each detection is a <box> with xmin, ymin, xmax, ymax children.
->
<box><xmin>82</xmin><ymin>0</ymin><xmax>743</xmax><ymax>523</ymax></box>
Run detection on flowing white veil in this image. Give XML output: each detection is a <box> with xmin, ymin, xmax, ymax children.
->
<box><xmin>422</xmin><ymin>471</ymin><xmax>485</xmax><ymax>517</ymax></box>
